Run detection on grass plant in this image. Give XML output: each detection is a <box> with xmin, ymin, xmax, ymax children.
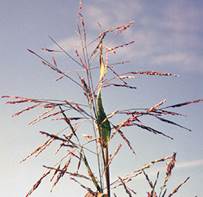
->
<box><xmin>1</xmin><ymin>1</ymin><xmax>202</xmax><ymax>196</ymax></box>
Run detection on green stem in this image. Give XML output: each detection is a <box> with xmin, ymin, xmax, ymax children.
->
<box><xmin>105</xmin><ymin>146</ymin><xmax>111</xmax><ymax>197</ymax></box>
<box><xmin>82</xmin><ymin>153</ymin><xmax>102</xmax><ymax>193</ymax></box>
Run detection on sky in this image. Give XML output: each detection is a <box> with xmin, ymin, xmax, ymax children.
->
<box><xmin>0</xmin><ymin>0</ymin><xmax>203</xmax><ymax>196</ymax></box>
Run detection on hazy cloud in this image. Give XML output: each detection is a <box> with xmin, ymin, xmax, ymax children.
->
<box><xmin>176</xmin><ymin>159</ymin><xmax>203</xmax><ymax>169</ymax></box>
<box><xmin>52</xmin><ymin>0</ymin><xmax>203</xmax><ymax>73</ymax></box>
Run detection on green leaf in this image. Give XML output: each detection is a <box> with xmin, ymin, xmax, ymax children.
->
<box><xmin>96</xmin><ymin>91</ymin><xmax>111</xmax><ymax>147</ymax></box>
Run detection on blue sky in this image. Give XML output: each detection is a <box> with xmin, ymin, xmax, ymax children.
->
<box><xmin>0</xmin><ymin>0</ymin><xmax>203</xmax><ymax>196</ymax></box>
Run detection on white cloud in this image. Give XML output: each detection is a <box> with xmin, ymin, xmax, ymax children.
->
<box><xmin>163</xmin><ymin>2</ymin><xmax>203</xmax><ymax>34</ymax></box>
<box><xmin>85</xmin><ymin>1</ymin><xmax>142</xmax><ymax>31</ymax></box>
<box><xmin>51</xmin><ymin>36</ymin><xmax>81</xmax><ymax>53</ymax></box>
<box><xmin>151</xmin><ymin>52</ymin><xmax>202</xmax><ymax>72</ymax></box>
<box><xmin>149</xmin><ymin>158</ymin><xmax>203</xmax><ymax>176</ymax></box>
<box><xmin>50</xmin><ymin>1</ymin><xmax>203</xmax><ymax>73</ymax></box>
<box><xmin>151</xmin><ymin>52</ymin><xmax>189</xmax><ymax>66</ymax></box>
<box><xmin>176</xmin><ymin>159</ymin><xmax>203</xmax><ymax>169</ymax></box>
<box><xmin>85</xmin><ymin>5</ymin><xmax>112</xmax><ymax>30</ymax></box>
